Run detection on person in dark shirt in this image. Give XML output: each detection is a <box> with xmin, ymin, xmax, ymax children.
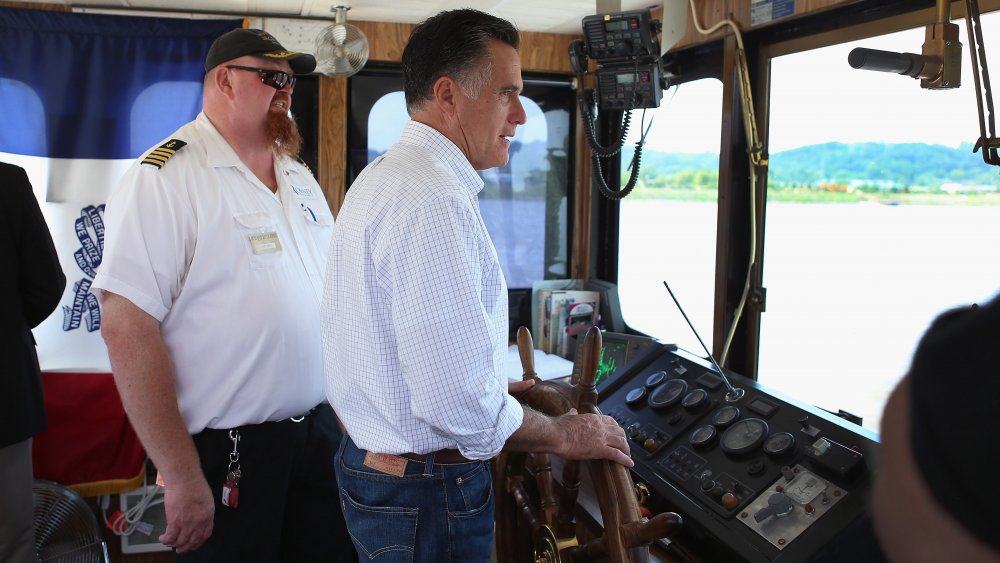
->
<box><xmin>0</xmin><ymin>162</ymin><xmax>66</xmax><ymax>563</ymax></box>
<box><xmin>873</xmin><ymin>294</ymin><xmax>1000</xmax><ymax>562</ymax></box>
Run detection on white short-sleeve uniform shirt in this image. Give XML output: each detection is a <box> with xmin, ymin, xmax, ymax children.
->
<box><xmin>93</xmin><ymin>112</ymin><xmax>334</xmax><ymax>433</ymax></box>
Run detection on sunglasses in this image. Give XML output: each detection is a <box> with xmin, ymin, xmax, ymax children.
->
<box><xmin>226</xmin><ymin>65</ymin><xmax>296</xmax><ymax>90</ymax></box>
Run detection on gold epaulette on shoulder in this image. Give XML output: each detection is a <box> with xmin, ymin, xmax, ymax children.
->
<box><xmin>297</xmin><ymin>157</ymin><xmax>314</xmax><ymax>177</ymax></box>
<box><xmin>141</xmin><ymin>139</ymin><xmax>187</xmax><ymax>169</ymax></box>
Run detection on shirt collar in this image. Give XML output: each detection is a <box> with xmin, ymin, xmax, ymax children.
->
<box><xmin>195</xmin><ymin>112</ymin><xmax>243</xmax><ymax>168</ymax></box>
<box><xmin>194</xmin><ymin>112</ymin><xmax>298</xmax><ymax>176</ymax></box>
<box><xmin>399</xmin><ymin>121</ymin><xmax>485</xmax><ymax>196</ymax></box>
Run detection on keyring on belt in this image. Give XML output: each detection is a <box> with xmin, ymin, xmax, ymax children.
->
<box><xmin>288</xmin><ymin>406</ymin><xmax>317</xmax><ymax>423</ymax></box>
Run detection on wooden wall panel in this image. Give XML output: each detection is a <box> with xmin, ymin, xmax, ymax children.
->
<box><xmin>353</xmin><ymin>20</ymin><xmax>578</xmax><ymax>73</ymax></box>
<box><xmin>355</xmin><ymin>20</ymin><xmax>412</xmax><ymax>62</ymax></box>
<box><xmin>0</xmin><ymin>2</ymin><xmax>69</xmax><ymax>9</ymax></box>
<box><xmin>318</xmin><ymin>76</ymin><xmax>347</xmax><ymax>216</ymax></box>
<box><xmin>520</xmin><ymin>31</ymin><xmax>578</xmax><ymax>73</ymax></box>
<box><xmin>670</xmin><ymin>0</ymin><xmax>863</xmax><ymax>52</ymax></box>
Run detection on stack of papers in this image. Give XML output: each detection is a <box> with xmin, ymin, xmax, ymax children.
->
<box><xmin>504</xmin><ymin>345</ymin><xmax>574</xmax><ymax>381</ymax></box>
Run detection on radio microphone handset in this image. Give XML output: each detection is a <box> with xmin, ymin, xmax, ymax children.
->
<box><xmin>662</xmin><ymin>281</ymin><xmax>745</xmax><ymax>402</ymax></box>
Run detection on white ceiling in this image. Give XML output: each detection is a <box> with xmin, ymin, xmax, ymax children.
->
<box><xmin>11</xmin><ymin>0</ymin><xmax>663</xmax><ymax>34</ymax></box>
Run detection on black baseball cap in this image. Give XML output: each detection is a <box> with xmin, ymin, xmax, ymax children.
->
<box><xmin>205</xmin><ymin>28</ymin><xmax>316</xmax><ymax>75</ymax></box>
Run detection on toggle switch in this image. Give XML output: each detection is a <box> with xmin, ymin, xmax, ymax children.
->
<box><xmin>753</xmin><ymin>492</ymin><xmax>794</xmax><ymax>523</ymax></box>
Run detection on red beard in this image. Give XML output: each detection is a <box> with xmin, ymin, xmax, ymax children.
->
<box><xmin>266</xmin><ymin>109</ymin><xmax>302</xmax><ymax>159</ymax></box>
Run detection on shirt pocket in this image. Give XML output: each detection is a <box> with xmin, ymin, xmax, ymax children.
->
<box><xmin>234</xmin><ymin>212</ymin><xmax>283</xmax><ymax>270</ymax></box>
<box><xmin>297</xmin><ymin>200</ymin><xmax>334</xmax><ymax>226</ymax></box>
<box><xmin>297</xmin><ymin>202</ymin><xmax>334</xmax><ymax>249</ymax></box>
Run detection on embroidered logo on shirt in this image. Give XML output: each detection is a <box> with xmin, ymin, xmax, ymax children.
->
<box><xmin>292</xmin><ymin>185</ymin><xmax>314</xmax><ymax>197</ymax></box>
<box><xmin>363</xmin><ymin>452</ymin><xmax>408</xmax><ymax>477</ymax></box>
<box><xmin>249</xmin><ymin>232</ymin><xmax>282</xmax><ymax>254</ymax></box>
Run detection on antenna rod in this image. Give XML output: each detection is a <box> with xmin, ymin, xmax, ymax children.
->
<box><xmin>662</xmin><ymin>281</ymin><xmax>744</xmax><ymax>402</ymax></box>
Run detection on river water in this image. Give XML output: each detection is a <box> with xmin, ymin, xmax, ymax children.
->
<box><xmin>619</xmin><ymin>199</ymin><xmax>1000</xmax><ymax>432</ymax></box>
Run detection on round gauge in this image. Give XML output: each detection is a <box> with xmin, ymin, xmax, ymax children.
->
<box><xmin>719</xmin><ymin>418</ymin><xmax>769</xmax><ymax>455</ymax></box>
<box><xmin>647</xmin><ymin>378</ymin><xmax>689</xmax><ymax>409</ymax></box>
<box><xmin>763</xmin><ymin>432</ymin><xmax>796</xmax><ymax>457</ymax></box>
<box><xmin>625</xmin><ymin>387</ymin><xmax>647</xmax><ymax>407</ymax></box>
<box><xmin>682</xmin><ymin>388</ymin><xmax>709</xmax><ymax>410</ymax></box>
<box><xmin>712</xmin><ymin>405</ymin><xmax>740</xmax><ymax>428</ymax></box>
<box><xmin>689</xmin><ymin>424</ymin><xmax>717</xmax><ymax>448</ymax></box>
<box><xmin>645</xmin><ymin>370</ymin><xmax>667</xmax><ymax>388</ymax></box>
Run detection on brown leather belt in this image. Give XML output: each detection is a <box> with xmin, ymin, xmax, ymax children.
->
<box><xmin>336</xmin><ymin>416</ymin><xmax>472</xmax><ymax>465</ymax></box>
<box><xmin>400</xmin><ymin>449</ymin><xmax>472</xmax><ymax>464</ymax></box>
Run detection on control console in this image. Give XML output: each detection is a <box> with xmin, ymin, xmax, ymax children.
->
<box><xmin>597</xmin><ymin>345</ymin><xmax>880</xmax><ymax>562</ymax></box>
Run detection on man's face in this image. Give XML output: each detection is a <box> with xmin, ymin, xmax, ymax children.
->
<box><xmin>226</xmin><ymin>57</ymin><xmax>300</xmax><ymax>156</ymax></box>
<box><xmin>226</xmin><ymin>57</ymin><xmax>295</xmax><ymax>118</ymax></box>
<box><xmin>453</xmin><ymin>40</ymin><xmax>527</xmax><ymax>170</ymax></box>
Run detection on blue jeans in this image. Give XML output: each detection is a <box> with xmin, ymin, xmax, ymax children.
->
<box><xmin>335</xmin><ymin>436</ymin><xmax>494</xmax><ymax>562</ymax></box>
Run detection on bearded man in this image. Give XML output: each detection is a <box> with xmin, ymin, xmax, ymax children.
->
<box><xmin>94</xmin><ymin>28</ymin><xmax>355</xmax><ymax>563</ymax></box>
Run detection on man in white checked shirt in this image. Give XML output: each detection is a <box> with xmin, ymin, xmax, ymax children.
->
<box><xmin>322</xmin><ymin>9</ymin><xmax>633</xmax><ymax>563</ymax></box>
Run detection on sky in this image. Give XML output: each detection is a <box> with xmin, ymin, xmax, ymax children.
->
<box><xmin>631</xmin><ymin>11</ymin><xmax>1000</xmax><ymax>155</ymax></box>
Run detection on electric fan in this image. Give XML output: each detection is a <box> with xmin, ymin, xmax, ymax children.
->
<box><xmin>314</xmin><ymin>5</ymin><xmax>370</xmax><ymax>78</ymax></box>
<box><xmin>32</xmin><ymin>480</ymin><xmax>108</xmax><ymax>563</ymax></box>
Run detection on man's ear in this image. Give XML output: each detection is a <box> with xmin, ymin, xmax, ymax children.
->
<box><xmin>432</xmin><ymin>76</ymin><xmax>459</xmax><ymax>117</ymax></box>
<box><xmin>213</xmin><ymin>67</ymin><xmax>235</xmax><ymax>98</ymax></box>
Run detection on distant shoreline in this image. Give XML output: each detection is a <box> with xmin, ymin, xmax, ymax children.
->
<box><xmin>623</xmin><ymin>185</ymin><xmax>1000</xmax><ymax>205</ymax></box>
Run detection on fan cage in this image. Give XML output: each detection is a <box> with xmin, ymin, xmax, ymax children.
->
<box><xmin>314</xmin><ymin>21</ymin><xmax>369</xmax><ymax>77</ymax></box>
<box><xmin>33</xmin><ymin>480</ymin><xmax>109</xmax><ymax>563</ymax></box>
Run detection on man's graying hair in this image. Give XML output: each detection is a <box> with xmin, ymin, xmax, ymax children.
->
<box><xmin>402</xmin><ymin>9</ymin><xmax>520</xmax><ymax>115</ymax></box>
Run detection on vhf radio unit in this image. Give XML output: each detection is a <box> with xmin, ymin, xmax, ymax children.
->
<box><xmin>595</xmin><ymin>64</ymin><xmax>663</xmax><ymax>109</ymax></box>
<box><xmin>582</xmin><ymin>10</ymin><xmax>660</xmax><ymax>60</ymax></box>
<box><xmin>580</xmin><ymin>10</ymin><xmax>664</xmax><ymax>110</ymax></box>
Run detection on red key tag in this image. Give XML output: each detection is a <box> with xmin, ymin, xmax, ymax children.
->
<box><xmin>222</xmin><ymin>480</ymin><xmax>239</xmax><ymax>508</ymax></box>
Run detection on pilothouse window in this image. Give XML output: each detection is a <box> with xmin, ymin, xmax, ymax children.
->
<box><xmin>616</xmin><ymin>78</ymin><xmax>723</xmax><ymax>354</ymax></box>
<box><xmin>761</xmin><ymin>14</ymin><xmax>1000</xmax><ymax>432</ymax></box>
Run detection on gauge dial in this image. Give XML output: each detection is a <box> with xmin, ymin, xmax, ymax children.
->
<box><xmin>689</xmin><ymin>424</ymin><xmax>717</xmax><ymax>448</ymax></box>
<box><xmin>763</xmin><ymin>432</ymin><xmax>796</xmax><ymax>457</ymax></box>
<box><xmin>625</xmin><ymin>387</ymin><xmax>646</xmax><ymax>406</ymax></box>
<box><xmin>711</xmin><ymin>405</ymin><xmax>740</xmax><ymax>428</ymax></box>
<box><xmin>682</xmin><ymin>388</ymin><xmax>709</xmax><ymax>409</ymax></box>
<box><xmin>719</xmin><ymin>418</ymin><xmax>769</xmax><ymax>455</ymax></box>
<box><xmin>648</xmin><ymin>378</ymin><xmax>689</xmax><ymax>409</ymax></box>
<box><xmin>645</xmin><ymin>370</ymin><xmax>667</xmax><ymax>388</ymax></box>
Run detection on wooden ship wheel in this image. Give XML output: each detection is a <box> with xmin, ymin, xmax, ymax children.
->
<box><xmin>494</xmin><ymin>326</ymin><xmax>683</xmax><ymax>563</ymax></box>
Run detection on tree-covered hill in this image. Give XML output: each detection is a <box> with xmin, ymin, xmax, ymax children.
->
<box><xmin>768</xmin><ymin>142</ymin><xmax>1000</xmax><ymax>188</ymax></box>
<box><xmin>623</xmin><ymin>142</ymin><xmax>1000</xmax><ymax>190</ymax></box>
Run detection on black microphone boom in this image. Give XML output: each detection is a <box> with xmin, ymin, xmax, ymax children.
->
<box><xmin>848</xmin><ymin>47</ymin><xmax>925</xmax><ymax>78</ymax></box>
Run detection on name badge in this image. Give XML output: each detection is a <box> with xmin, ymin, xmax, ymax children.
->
<box><xmin>363</xmin><ymin>452</ymin><xmax>408</xmax><ymax>477</ymax></box>
<box><xmin>249</xmin><ymin>232</ymin><xmax>282</xmax><ymax>254</ymax></box>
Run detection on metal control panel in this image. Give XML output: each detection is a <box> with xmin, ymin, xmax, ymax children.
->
<box><xmin>597</xmin><ymin>346</ymin><xmax>880</xmax><ymax>562</ymax></box>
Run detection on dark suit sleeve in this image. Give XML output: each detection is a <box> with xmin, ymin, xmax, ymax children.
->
<box><xmin>15</xmin><ymin>167</ymin><xmax>66</xmax><ymax>328</ymax></box>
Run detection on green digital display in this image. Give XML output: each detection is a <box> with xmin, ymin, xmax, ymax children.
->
<box><xmin>595</xmin><ymin>341</ymin><xmax>629</xmax><ymax>384</ymax></box>
<box><xmin>571</xmin><ymin>332</ymin><xmax>654</xmax><ymax>387</ymax></box>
